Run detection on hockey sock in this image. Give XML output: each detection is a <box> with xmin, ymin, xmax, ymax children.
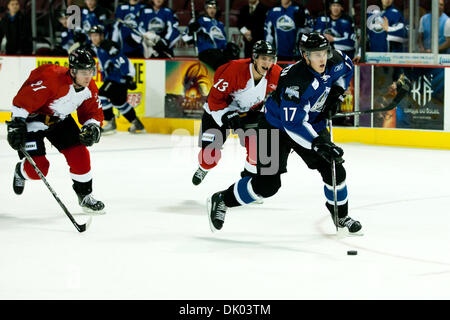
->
<box><xmin>198</xmin><ymin>148</ymin><xmax>221</xmax><ymax>171</ymax></box>
<box><xmin>23</xmin><ymin>156</ymin><xmax>50</xmax><ymax>180</ymax></box>
<box><xmin>324</xmin><ymin>181</ymin><xmax>348</xmax><ymax>218</ymax></box>
<box><xmin>61</xmin><ymin>145</ymin><xmax>92</xmax><ymax>184</ymax></box>
<box><xmin>103</xmin><ymin>107</ymin><xmax>114</xmax><ymax>121</ymax></box>
<box><xmin>225</xmin><ymin>176</ymin><xmax>262</xmax><ymax>207</ymax></box>
<box><xmin>244</xmin><ymin>134</ymin><xmax>257</xmax><ymax>175</ymax></box>
<box><xmin>116</xmin><ymin>103</ymin><xmax>135</xmax><ymax>122</ymax></box>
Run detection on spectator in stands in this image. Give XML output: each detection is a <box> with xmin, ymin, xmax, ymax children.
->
<box><xmin>314</xmin><ymin>0</ymin><xmax>356</xmax><ymax>58</ymax></box>
<box><xmin>264</xmin><ymin>0</ymin><xmax>311</xmax><ymax>61</ymax></box>
<box><xmin>418</xmin><ymin>0</ymin><xmax>450</xmax><ymax>53</ymax></box>
<box><xmin>0</xmin><ymin>0</ymin><xmax>32</xmax><ymax>55</ymax></box>
<box><xmin>367</xmin><ymin>0</ymin><xmax>407</xmax><ymax>52</ymax></box>
<box><xmin>81</xmin><ymin>0</ymin><xmax>111</xmax><ymax>35</ymax></box>
<box><xmin>112</xmin><ymin>0</ymin><xmax>146</xmax><ymax>58</ymax></box>
<box><xmin>57</xmin><ymin>10</ymin><xmax>76</xmax><ymax>54</ymax></box>
<box><xmin>136</xmin><ymin>0</ymin><xmax>181</xmax><ymax>58</ymax></box>
<box><xmin>238</xmin><ymin>0</ymin><xmax>269</xmax><ymax>58</ymax></box>
<box><xmin>182</xmin><ymin>0</ymin><xmax>240</xmax><ymax>70</ymax></box>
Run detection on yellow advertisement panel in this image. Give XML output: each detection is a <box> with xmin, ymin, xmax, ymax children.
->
<box><xmin>35</xmin><ymin>57</ymin><xmax>146</xmax><ymax>119</ymax></box>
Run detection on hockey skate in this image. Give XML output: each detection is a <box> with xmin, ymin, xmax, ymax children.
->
<box><xmin>77</xmin><ymin>193</ymin><xmax>106</xmax><ymax>215</ymax></box>
<box><xmin>128</xmin><ymin>118</ymin><xmax>145</xmax><ymax>133</ymax></box>
<box><xmin>192</xmin><ymin>166</ymin><xmax>208</xmax><ymax>185</ymax></box>
<box><xmin>206</xmin><ymin>192</ymin><xmax>227</xmax><ymax>232</ymax></box>
<box><xmin>334</xmin><ymin>215</ymin><xmax>363</xmax><ymax>236</ymax></box>
<box><xmin>12</xmin><ymin>162</ymin><xmax>25</xmax><ymax>195</ymax></box>
<box><xmin>102</xmin><ymin>118</ymin><xmax>117</xmax><ymax>135</ymax></box>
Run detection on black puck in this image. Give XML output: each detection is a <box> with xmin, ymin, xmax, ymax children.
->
<box><xmin>347</xmin><ymin>250</ymin><xmax>358</xmax><ymax>255</ymax></box>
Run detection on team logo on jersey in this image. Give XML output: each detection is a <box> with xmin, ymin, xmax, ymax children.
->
<box><xmin>83</xmin><ymin>20</ymin><xmax>92</xmax><ymax>32</ymax></box>
<box><xmin>210</xmin><ymin>26</ymin><xmax>226</xmax><ymax>40</ymax></box>
<box><xmin>321</xmin><ymin>75</ymin><xmax>331</xmax><ymax>82</ymax></box>
<box><xmin>310</xmin><ymin>89</ymin><xmax>330</xmax><ymax>112</ymax></box>
<box><xmin>124</xmin><ymin>13</ymin><xmax>138</xmax><ymax>29</ymax></box>
<box><xmin>276</xmin><ymin>15</ymin><xmax>295</xmax><ymax>32</ymax></box>
<box><xmin>285</xmin><ymin>86</ymin><xmax>299</xmax><ymax>99</ymax></box>
<box><xmin>367</xmin><ymin>5</ymin><xmax>385</xmax><ymax>33</ymax></box>
<box><xmin>147</xmin><ymin>17</ymin><xmax>165</xmax><ymax>34</ymax></box>
<box><xmin>334</xmin><ymin>64</ymin><xmax>344</xmax><ymax>73</ymax></box>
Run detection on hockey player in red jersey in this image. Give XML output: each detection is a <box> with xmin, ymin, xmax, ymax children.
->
<box><xmin>7</xmin><ymin>48</ymin><xmax>106</xmax><ymax>214</ymax></box>
<box><xmin>192</xmin><ymin>40</ymin><xmax>282</xmax><ymax>186</ymax></box>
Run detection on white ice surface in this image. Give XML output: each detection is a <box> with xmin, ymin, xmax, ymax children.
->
<box><xmin>0</xmin><ymin>123</ymin><xmax>449</xmax><ymax>299</ymax></box>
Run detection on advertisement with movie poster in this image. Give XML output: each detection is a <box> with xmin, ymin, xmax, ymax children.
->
<box><xmin>35</xmin><ymin>57</ymin><xmax>146</xmax><ymax>118</ymax></box>
<box><xmin>372</xmin><ymin>66</ymin><xmax>444</xmax><ymax>130</ymax></box>
<box><xmin>165</xmin><ymin>60</ymin><xmax>214</xmax><ymax>119</ymax></box>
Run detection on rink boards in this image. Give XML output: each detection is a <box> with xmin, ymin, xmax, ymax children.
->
<box><xmin>0</xmin><ymin>55</ymin><xmax>449</xmax><ymax>149</ymax></box>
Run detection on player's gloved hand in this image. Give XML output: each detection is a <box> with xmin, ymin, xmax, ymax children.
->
<box><xmin>221</xmin><ymin>111</ymin><xmax>242</xmax><ymax>130</ymax></box>
<box><xmin>6</xmin><ymin>117</ymin><xmax>27</xmax><ymax>151</ymax></box>
<box><xmin>73</xmin><ymin>30</ymin><xmax>87</xmax><ymax>44</ymax></box>
<box><xmin>125</xmin><ymin>76</ymin><xmax>137</xmax><ymax>90</ymax></box>
<box><xmin>79</xmin><ymin>123</ymin><xmax>101</xmax><ymax>147</ymax></box>
<box><xmin>312</xmin><ymin>136</ymin><xmax>344</xmax><ymax>164</ymax></box>
<box><xmin>324</xmin><ymin>86</ymin><xmax>345</xmax><ymax>116</ymax></box>
<box><xmin>154</xmin><ymin>39</ymin><xmax>169</xmax><ymax>56</ymax></box>
<box><xmin>188</xmin><ymin>21</ymin><xmax>201</xmax><ymax>34</ymax></box>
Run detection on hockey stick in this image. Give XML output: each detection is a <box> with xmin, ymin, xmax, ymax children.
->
<box><xmin>333</xmin><ymin>73</ymin><xmax>411</xmax><ymax>118</ymax></box>
<box><xmin>328</xmin><ymin>113</ymin><xmax>339</xmax><ymax>233</ymax></box>
<box><xmin>20</xmin><ymin>147</ymin><xmax>92</xmax><ymax>233</ymax></box>
<box><xmin>116</xmin><ymin>18</ymin><xmax>174</xmax><ymax>58</ymax></box>
<box><xmin>190</xmin><ymin>0</ymin><xmax>199</xmax><ymax>56</ymax></box>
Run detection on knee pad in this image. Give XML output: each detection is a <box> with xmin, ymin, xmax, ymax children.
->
<box><xmin>320</xmin><ymin>162</ymin><xmax>346</xmax><ymax>186</ymax></box>
<box><xmin>61</xmin><ymin>144</ymin><xmax>92</xmax><ymax>182</ymax></box>
<box><xmin>23</xmin><ymin>156</ymin><xmax>50</xmax><ymax>180</ymax></box>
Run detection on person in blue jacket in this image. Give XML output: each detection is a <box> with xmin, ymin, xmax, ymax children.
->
<box><xmin>111</xmin><ymin>0</ymin><xmax>146</xmax><ymax>57</ymax></box>
<box><xmin>88</xmin><ymin>25</ymin><xmax>145</xmax><ymax>134</ymax></box>
<box><xmin>182</xmin><ymin>0</ymin><xmax>240</xmax><ymax>70</ymax></box>
<box><xmin>367</xmin><ymin>0</ymin><xmax>407</xmax><ymax>52</ymax></box>
<box><xmin>314</xmin><ymin>0</ymin><xmax>356</xmax><ymax>59</ymax></box>
<box><xmin>206</xmin><ymin>33</ymin><xmax>363</xmax><ymax>236</ymax></box>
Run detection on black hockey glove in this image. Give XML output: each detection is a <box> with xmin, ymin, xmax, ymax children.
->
<box><xmin>6</xmin><ymin>117</ymin><xmax>27</xmax><ymax>151</ymax></box>
<box><xmin>79</xmin><ymin>123</ymin><xmax>101</xmax><ymax>147</ymax></box>
<box><xmin>221</xmin><ymin>111</ymin><xmax>242</xmax><ymax>130</ymax></box>
<box><xmin>125</xmin><ymin>76</ymin><xmax>137</xmax><ymax>90</ymax></box>
<box><xmin>188</xmin><ymin>21</ymin><xmax>201</xmax><ymax>34</ymax></box>
<box><xmin>312</xmin><ymin>136</ymin><xmax>344</xmax><ymax>165</ymax></box>
<box><xmin>73</xmin><ymin>30</ymin><xmax>87</xmax><ymax>44</ymax></box>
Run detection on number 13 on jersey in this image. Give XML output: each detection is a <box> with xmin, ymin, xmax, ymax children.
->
<box><xmin>213</xmin><ymin>79</ymin><xmax>229</xmax><ymax>92</ymax></box>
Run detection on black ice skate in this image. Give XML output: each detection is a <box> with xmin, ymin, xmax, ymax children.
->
<box><xmin>334</xmin><ymin>215</ymin><xmax>363</xmax><ymax>236</ymax></box>
<box><xmin>102</xmin><ymin>118</ymin><xmax>117</xmax><ymax>134</ymax></box>
<box><xmin>77</xmin><ymin>193</ymin><xmax>105</xmax><ymax>215</ymax></box>
<box><xmin>128</xmin><ymin>118</ymin><xmax>145</xmax><ymax>133</ymax></box>
<box><xmin>192</xmin><ymin>166</ymin><xmax>208</xmax><ymax>185</ymax></box>
<box><xmin>12</xmin><ymin>162</ymin><xmax>25</xmax><ymax>195</ymax></box>
<box><xmin>207</xmin><ymin>192</ymin><xmax>227</xmax><ymax>232</ymax></box>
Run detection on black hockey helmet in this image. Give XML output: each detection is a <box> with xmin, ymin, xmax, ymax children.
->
<box><xmin>252</xmin><ymin>40</ymin><xmax>276</xmax><ymax>58</ymax></box>
<box><xmin>299</xmin><ymin>33</ymin><xmax>332</xmax><ymax>58</ymax></box>
<box><xmin>205</xmin><ymin>0</ymin><xmax>218</xmax><ymax>8</ymax></box>
<box><xmin>88</xmin><ymin>25</ymin><xmax>105</xmax><ymax>35</ymax></box>
<box><xmin>329</xmin><ymin>0</ymin><xmax>344</xmax><ymax>6</ymax></box>
<box><xmin>69</xmin><ymin>48</ymin><xmax>96</xmax><ymax>72</ymax></box>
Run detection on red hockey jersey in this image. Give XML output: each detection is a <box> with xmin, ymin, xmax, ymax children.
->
<box><xmin>11</xmin><ymin>64</ymin><xmax>103</xmax><ymax>129</ymax></box>
<box><xmin>204</xmin><ymin>58</ymin><xmax>282</xmax><ymax>126</ymax></box>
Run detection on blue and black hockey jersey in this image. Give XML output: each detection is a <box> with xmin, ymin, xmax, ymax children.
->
<box><xmin>112</xmin><ymin>2</ymin><xmax>146</xmax><ymax>56</ymax></box>
<box><xmin>314</xmin><ymin>15</ymin><xmax>356</xmax><ymax>57</ymax></box>
<box><xmin>264</xmin><ymin>49</ymin><xmax>354</xmax><ymax>149</ymax></box>
<box><xmin>138</xmin><ymin>6</ymin><xmax>181</xmax><ymax>49</ymax></box>
<box><xmin>182</xmin><ymin>15</ymin><xmax>228</xmax><ymax>53</ymax></box>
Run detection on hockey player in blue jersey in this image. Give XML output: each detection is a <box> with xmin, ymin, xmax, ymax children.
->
<box><xmin>314</xmin><ymin>0</ymin><xmax>356</xmax><ymax>58</ymax></box>
<box><xmin>132</xmin><ymin>0</ymin><xmax>181</xmax><ymax>58</ymax></box>
<box><xmin>81</xmin><ymin>0</ymin><xmax>110</xmax><ymax>35</ymax></box>
<box><xmin>264</xmin><ymin>0</ymin><xmax>311</xmax><ymax>61</ymax></box>
<box><xmin>182</xmin><ymin>0</ymin><xmax>240</xmax><ymax>70</ymax></box>
<box><xmin>88</xmin><ymin>26</ymin><xmax>145</xmax><ymax>134</ymax></box>
<box><xmin>367</xmin><ymin>0</ymin><xmax>407</xmax><ymax>52</ymax></box>
<box><xmin>112</xmin><ymin>0</ymin><xmax>146</xmax><ymax>57</ymax></box>
<box><xmin>206</xmin><ymin>33</ymin><xmax>363</xmax><ymax>236</ymax></box>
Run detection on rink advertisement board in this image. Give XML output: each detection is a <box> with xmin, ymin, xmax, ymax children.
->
<box><xmin>34</xmin><ymin>57</ymin><xmax>147</xmax><ymax>119</ymax></box>
<box><xmin>371</xmin><ymin>66</ymin><xmax>444</xmax><ymax>130</ymax></box>
<box><xmin>164</xmin><ymin>60</ymin><xmax>214</xmax><ymax>119</ymax></box>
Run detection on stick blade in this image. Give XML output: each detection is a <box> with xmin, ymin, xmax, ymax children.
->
<box><xmin>76</xmin><ymin>216</ymin><xmax>92</xmax><ymax>233</ymax></box>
